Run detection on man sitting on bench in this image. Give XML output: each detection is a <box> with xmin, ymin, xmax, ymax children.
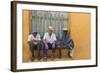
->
<box><xmin>42</xmin><ymin>26</ymin><xmax>57</xmax><ymax>60</ymax></box>
<box><xmin>60</xmin><ymin>28</ymin><xmax>74</xmax><ymax>58</ymax></box>
<box><xmin>28</xmin><ymin>29</ymin><xmax>41</xmax><ymax>61</ymax></box>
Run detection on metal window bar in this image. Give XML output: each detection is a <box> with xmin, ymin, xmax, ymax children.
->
<box><xmin>31</xmin><ymin>10</ymin><xmax>68</xmax><ymax>37</ymax></box>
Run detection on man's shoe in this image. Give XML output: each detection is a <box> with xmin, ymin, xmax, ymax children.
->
<box><xmin>43</xmin><ymin>57</ymin><xmax>47</xmax><ymax>61</ymax></box>
<box><xmin>67</xmin><ymin>52</ymin><xmax>73</xmax><ymax>58</ymax></box>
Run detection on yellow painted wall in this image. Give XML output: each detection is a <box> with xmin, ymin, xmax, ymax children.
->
<box><xmin>69</xmin><ymin>13</ymin><xmax>91</xmax><ymax>60</ymax></box>
<box><xmin>22</xmin><ymin>10</ymin><xmax>31</xmax><ymax>62</ymax></box>
<box><xmin>22</xmin><ymin>11</ymin><xmax>91</xmax><ymax>62</ymax></box>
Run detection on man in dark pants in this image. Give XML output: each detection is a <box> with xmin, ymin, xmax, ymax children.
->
<box><xmin>28</xmin><ymin>30</ymin><xmax>41</xmax><ymax>61</ymax></box>
<box><xmin>42</xmin><ymin>26</ymin><xmax>57</xmax><ymax>60</ymax></box>
<box><xmin>61</xmin><ymin>28</ymin><xmax>74</xmax><ymax>58</ymax></box>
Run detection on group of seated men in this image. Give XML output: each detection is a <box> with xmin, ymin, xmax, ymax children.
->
<box><xmin>27</xmin><ymin>26</ymin><xmax>74</xmax><ymax>61</ymax></box>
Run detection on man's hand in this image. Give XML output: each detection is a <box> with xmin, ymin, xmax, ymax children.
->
<box><xmin>33</xmin><ymin>40</ymin><xmax>38</xmax><ymax>45</ymax></box>
<box><xmin>45</xmin><ymin>44</ymin><xmax>48</xmax><ymax>49</ymax></box>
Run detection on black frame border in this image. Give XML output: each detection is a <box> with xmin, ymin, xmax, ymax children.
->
<box><xmin>11</xmin><ymin>1</ymin><xmax>98</xmax><ymax>72</ymax></box>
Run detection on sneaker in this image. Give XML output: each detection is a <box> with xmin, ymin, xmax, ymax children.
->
<box><xmin>43</xmin><ymin>57</ymin><xmax>47</xmax><ymax>61</ymax></box>
<box><xmin>67</xmin><ymin>53</ymin><xmax>73</xmax><ymax>58</ymax></box>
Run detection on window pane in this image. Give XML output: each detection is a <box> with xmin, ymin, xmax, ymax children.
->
<box><xmin>31</xmin><ymin>10</ymin><xmax>68</xmax><ymax>38</ymax></box>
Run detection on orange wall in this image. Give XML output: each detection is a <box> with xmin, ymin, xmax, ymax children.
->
<box><xmin>69</xmin><ymin>13</ymin><xmax>91</xmax><ymax>60</ymax></box>
<box><xmin>22</xmin><ymin>11</ymin><xmax>91</xmax><ymax>62</ymax></box>
<box><xmin>22</xmin><ymin>10</ymin><xmax>31</xmax><ymax>62</ymax></box>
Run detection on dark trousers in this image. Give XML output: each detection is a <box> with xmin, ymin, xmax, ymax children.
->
<box><xmin>28</xmin><ymin>41</ymin><xmax>41</xmax><ymax>59</ymax></box>
<box><xmin>42</xmin><ymin>43</ymin><xmax>56</xmax><ymax>58</ymax></box>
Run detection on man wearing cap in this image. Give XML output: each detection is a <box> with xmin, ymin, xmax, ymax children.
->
<box><xmin>61</xmin><ymin>28</ymin><xmax>74</xmax><ymax>58</ymax></box>
<box><xmin>27</xmin><ymin>29</ymin><xmax>41</xmax><ymax>61</ymax></box>
<box><xmin>42</xmin><ymin>26</ymin><xmax>57</xmax><ymax>60</ymax></box>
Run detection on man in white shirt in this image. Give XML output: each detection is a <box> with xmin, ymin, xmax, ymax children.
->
<box><xmin>28</xmin><ymin>29</ymin><xmax>41</xmax><ymax>61</ymax></box>
<box><xmin>43</xmin><ymin>26</ymin><xmax>57</xmax><ymax>60</ymax></box>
